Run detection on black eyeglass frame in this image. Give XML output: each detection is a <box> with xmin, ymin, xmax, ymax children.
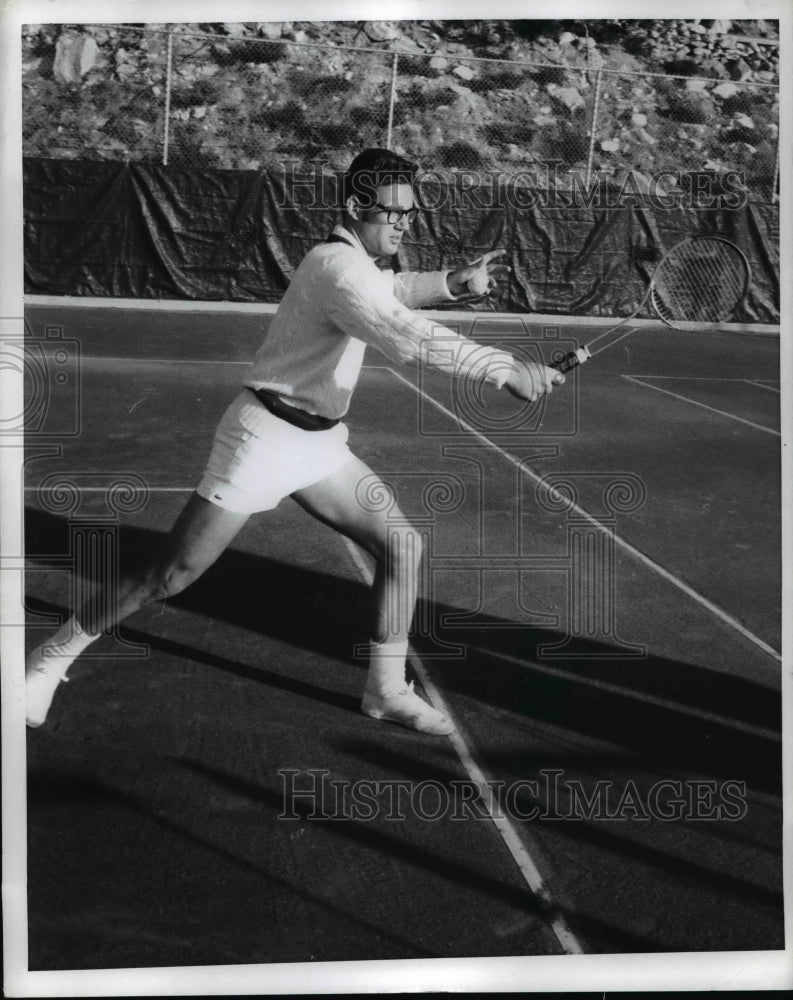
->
<box><xmin>366</xmin><ymin>203</ymin><xmax>420</xmax><ymax>225</ymax></box>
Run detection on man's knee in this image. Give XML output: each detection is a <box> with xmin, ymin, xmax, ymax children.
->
<box><xmin>143</xmin><ymin>559</ymin><xmax>202</xmax><ymax>601</ymax></box>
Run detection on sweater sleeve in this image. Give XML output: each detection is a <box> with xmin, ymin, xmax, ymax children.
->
<box><xmin>326</xmin><ymin>261</ymin><xmax>515</xmax><ymax>388</ymax></box>
<box><xmin>392</xmin><ymin>269</ymin><xmax>457</xmax><ymax>308</ymax></box>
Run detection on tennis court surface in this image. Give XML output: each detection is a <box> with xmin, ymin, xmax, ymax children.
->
<box><xmin>22</xmin><ymin>299</ymin><xmax>782</xmax><ymax>968</ymax></box>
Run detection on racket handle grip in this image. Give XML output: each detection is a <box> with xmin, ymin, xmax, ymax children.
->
<box><xmin>551</xmin><ymin>346</ymin><xmax>591</xmax><ymax>373</ymax></box>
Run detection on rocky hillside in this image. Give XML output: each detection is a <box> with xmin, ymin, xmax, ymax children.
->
<box><xmin>21</xmin><ymin>19</ymin><xmax>780</xmax><ymax>195</ymax></box>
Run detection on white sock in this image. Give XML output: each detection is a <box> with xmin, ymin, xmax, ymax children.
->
<box><xmin>32</xmin><ymin>615</ymin><xmax>98</xmax><ymax>675</ymax></box>
<box><xmin>365</xmin><ymin>637</ymin><xmax>409</xmax><ymax>698</ymax></box>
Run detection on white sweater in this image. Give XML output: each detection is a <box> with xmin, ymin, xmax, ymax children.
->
<box><xmin>244</xmin><ymin>224</ymin><xmax>515</xmax><ymax>420</ymax></box>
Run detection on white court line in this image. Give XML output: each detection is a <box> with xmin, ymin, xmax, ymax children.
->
<box><xmin>340</xmin><ymin>536</ymin><xmax>584</xmax><ymax>957</ymax></box>
<box><xmin>745</xmin><ymin>380</ymin><xmax>781</xmax><ymax>393</ymax></box>
<box><xmin>60</xmin><ymin>356</ymin><xmax>384</xmax><ymax>369</ymax></box>
<box><xmin>628</xmin><ymin>376</ymin><xmax>779</xmax><ymax>383</ymax></box>
<box><xmin>386</xmin><ymin>367</ymin><xmax>781</xmax><ymax>664</ymax></box>
<box><xmin>77</xmin><ymin>355</ymin><xmax>252</xmax><ymax>366</ymax></box>
<box><xmin>28</xmin><ymin>487</ymin><xmax>192</xmax><ymax>493</ymax></box>
<box><xmin>624</xmin><ymin>375</ymin><xmax>780</xmax><ymax>438</ymax></box>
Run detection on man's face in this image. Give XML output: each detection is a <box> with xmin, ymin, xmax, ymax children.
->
<box><xmin>346</xmin><ymin>181</ymin><xmax>416</xmax><ymax>259</ymax></box>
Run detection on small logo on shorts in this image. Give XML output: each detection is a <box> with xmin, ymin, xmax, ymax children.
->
<box><xmin>214</xmin><ymin>494</ymin><xmax>222</xmax><ymax>500</ymax></box>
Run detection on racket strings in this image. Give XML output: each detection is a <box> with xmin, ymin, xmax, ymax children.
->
<box><xmin>652</xmin><ymin>241</ymin><xmax>749</xmax><ymax>326</ymax></box>
<box><xmin>554</xmin><ymin>237</ymin><xmax>751</xmax><ymax>370</ymax></box>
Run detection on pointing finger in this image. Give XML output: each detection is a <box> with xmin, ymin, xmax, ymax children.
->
<box><xmin>482</xmin><ymin>248</ymin><xmax>507</xmax><ymax>263</ymax></box>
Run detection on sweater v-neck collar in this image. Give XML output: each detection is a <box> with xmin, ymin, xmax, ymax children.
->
<box><xmin>328</xmin><ymin>224</ymin><xmax>367</xmax><ymax>254</ymax></box>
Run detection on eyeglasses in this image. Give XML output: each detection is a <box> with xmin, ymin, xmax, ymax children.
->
<box><xmin>369</xmin><ymin>203</ymin><xmax>419</xmax><ymax>225</ymax></box>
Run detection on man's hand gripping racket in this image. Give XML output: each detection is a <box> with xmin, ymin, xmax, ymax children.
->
<box><xmin>504</xmin><ymin>358</ymin><xmax>565</xmax><ymax>401</ymax></box>
<box><xmin>549</xmin><ymin>236</ymin><xmax>751</xmax><ymax>375</ymax></box>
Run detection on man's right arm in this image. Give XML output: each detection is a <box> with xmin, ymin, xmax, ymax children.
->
<box><xmin>326</xmin><ymin>263</ymin><xmax>513</xmax><ymax>387</ymax></box>
<box><xmin>326</xmin><ymin>261</ymin><xmax>562</xmax><ymax>398</ymax></box>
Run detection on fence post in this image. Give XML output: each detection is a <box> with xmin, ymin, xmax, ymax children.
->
<box><xmin>585</xmin><ymin>67</ymin><xmax>603</xmax><ymax>189</ymax></box>
<box><xmin>162</xmin><ymin>28</ymin><xmax>174</xmax><ymax>166</ymax></box>
<box><xmin>386</xmin><ymin>52</ymin><xmax>399</xmax><ymax>149</ymax></box>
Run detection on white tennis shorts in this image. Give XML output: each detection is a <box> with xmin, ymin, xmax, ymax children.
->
<box><xmin>196</xmin><ymin>391</ymin><xmax>353</xmax><ymax>514</ymax></box>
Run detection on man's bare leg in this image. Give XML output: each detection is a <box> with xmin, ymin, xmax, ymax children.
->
<box><xmin>292</xmin><ymin>456</ymin><xmax>452</xmax><ymax>735</ymax></box>
<box><xmin>26</xmin><ymin>493</ymin><xmax>249</xmax><ymax>727</ymax></box>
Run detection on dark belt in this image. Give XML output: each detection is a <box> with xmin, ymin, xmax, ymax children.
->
<box><xmin>247</xmin><ymin>387</ymin><xmax>339</xmax><ymax>432</ymax></box>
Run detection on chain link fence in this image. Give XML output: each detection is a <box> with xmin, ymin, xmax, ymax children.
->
<box><xmin>23</xmin><ymin>25</ymin><xmax>171</xmax><ymax>162</ymax></box>
<box><xmin>22</xmin><ymin>24</ymin><xmax>779</xmax><ymax>201</ymax></box>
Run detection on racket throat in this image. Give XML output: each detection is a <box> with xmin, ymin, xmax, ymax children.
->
<box><xmin>552</xmin><ymin>346</ymin><xmax>591</xmax><ymax>373</ymax></box>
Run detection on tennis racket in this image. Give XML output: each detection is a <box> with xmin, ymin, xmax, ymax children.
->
<box><xmin>550</xmin><ymin>236</ymin><xmax>752</xmax><ymax>374</ymax></box>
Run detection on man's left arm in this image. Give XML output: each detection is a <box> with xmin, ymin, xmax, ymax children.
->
<box><xmin>392</xmin><ymin>269</ymin><xmax>456</xmax><ymax>309</ymax></box>
<box><xmin>393</xmin><ymin>249</ymin><xmax>510</xmax><ymax>306</ymax></box>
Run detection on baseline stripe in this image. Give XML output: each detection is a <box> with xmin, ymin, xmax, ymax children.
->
<box><xmin>745</xmin><ymin>380</ymin><xmax>781</xmax><ymax>394</ymax></box>
<box><xmin>386</xmin><ymin>367</ymin><xmax>781</xmax><ymax>664</ymax></box>
<box><xmin>628</xmin><ymin>376</ymin><xmax>779</xmax><ymax>383</ymax></box>
<box><xmin>47</xmin><ymin>356</ymin><xmax>382</xmax><ymax>370</ymax></box>
<box><xmin>27</xmin><ymin>486</ymin><xmax>192</xmax><ymax>493</ymax></box>
<box><xmin>78</xmin><ymin>355</ymin><xmax>252</xmax><ymax>366</ymax></box>
<box><xmin>624</xmin><ymin>375</ymin><xmax>780</xmax><ymax>437</ymax></box>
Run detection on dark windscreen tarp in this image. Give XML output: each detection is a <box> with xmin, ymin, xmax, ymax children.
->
<box><xmin>23</xmin><ymin>158</ymin><xmax>779</xmax><ymax>323</ymax></box>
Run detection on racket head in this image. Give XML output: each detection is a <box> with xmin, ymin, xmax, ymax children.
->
<box><xmin>650</xmin><ymin>236</ymin><xmax>751</xmax><ymax>330</ymax></box>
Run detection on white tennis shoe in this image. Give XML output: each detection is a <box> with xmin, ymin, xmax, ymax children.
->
<box><xmin>25</xmin><ymin>646</ymin><xmax>71</xmax><ymax>728</ymax></box>
<box><xmin>362</xmin><ymin>680</ymin><xmax>453</xmax><ymax>736</ymax></box>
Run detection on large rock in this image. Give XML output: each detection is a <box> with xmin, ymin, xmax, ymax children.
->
<box><xmin>727</xmin><ymin>58</ymin><xmax>753</xmax><ymax>81</ymax></box>
<box><xmin>634</xmin><ymin>126</ymin><xmax>657</xmax><ymax>145</ymax></box>
<box><xmin>114</xmin><ymin>49</ymin><xmax>138</xmax><ymax>82</ymax></box>
<box><xmin>443</xmin><ymin>81</ymin><xmax>488</xmax><ymax>117</ymax></box>
<box><xmin>258</xmin><ymin>23</ymin><xmax>283</xmax><ymax>40</ymax></box>
<box><xmin>364</xmin><ymin>21</ymin><xmax>401</xmax><ymax>42</ymax></box>
<box><xmin>546</xmin><ymin>83</ymin><xmax>584</xmax><ymax>112</ymax></box>
<box><xmin>697</xmin><ymin>58</ymin><xmax>729</xmax><ymax>79</ymax></box>
<box><xmin>453</xmin><ymin>64</ymin><xmax>476</xmax><ymax>81</ymax></box>
<box><xmin>392</xmin><ymin>36</ymin><xmax>424</xmax><ymax>54</ymax></box>
<box><xmin>53</xmin><ymin>31</ymin><xmax>99</xmax><ymax>83</ymax></box>
<box><xmin>705</xmin><ymin>19</ymin><xmax>732</xmax><ymax>34</ymax></box>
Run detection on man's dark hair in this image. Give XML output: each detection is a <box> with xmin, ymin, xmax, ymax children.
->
<box><xmin>342</xmin><ymin>148</ymin><xmax>418</xmax><ymax>208</ymax></box>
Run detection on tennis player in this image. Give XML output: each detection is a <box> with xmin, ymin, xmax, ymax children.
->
<box><xmin>26</xmin><ymin>148</ymin><xmax>563</xmax><ymax>736</ymax></box>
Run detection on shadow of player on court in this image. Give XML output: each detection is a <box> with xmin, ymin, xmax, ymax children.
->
<box><xmin>24</xmin><ymin>505</ymin><xmax>781</xmax><ymax>796</ymax></box>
